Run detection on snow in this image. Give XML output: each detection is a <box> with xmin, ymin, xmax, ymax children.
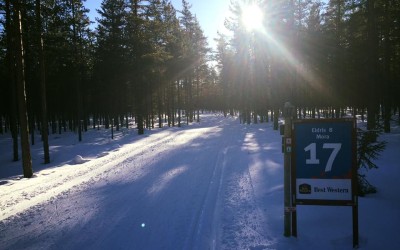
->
<box><xmin>0</xmin><ymin>113</ymin><xmax>399</xmax><ymax>250</ymax></box>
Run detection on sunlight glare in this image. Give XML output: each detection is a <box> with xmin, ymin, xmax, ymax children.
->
<box><xmin>242</xmin><ymin>4</ymin><xmax>264</xmax><ymax>31</ymax></box>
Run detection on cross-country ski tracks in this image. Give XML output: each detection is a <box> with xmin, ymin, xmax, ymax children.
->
<box><xmin>182</xmin><ymin>144</ymin><xmax>231</xmax><ymax>250</ymax></box>
<box><xmin>1</xmin><ymin>116</ymin><xmax>281</xmax><ymax>249</ymax></box>
<box><xmin>0</xmin><ymin>129</ymin><xmax>182</xmax><ymax>221</ymax></box>
<box><xmin>182</xmin><ymin>122</ymin><xmax>275</xmax><ymax>250</ymax></box>
<box><xmin>218</xmin><ymin>131</ymin><xmax>277</xmax><ymax>250</ymax></box>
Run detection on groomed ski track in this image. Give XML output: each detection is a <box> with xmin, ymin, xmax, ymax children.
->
<box><xmin>0</xmin><ymin>114</ymin><xmax>282</xmax><ymax>250</ymax></box>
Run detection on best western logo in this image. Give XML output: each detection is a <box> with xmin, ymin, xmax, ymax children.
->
<box><xmin>299</xmin><ymin>183</ymin><xmax>311</xmax><ymax>194</ymax></box>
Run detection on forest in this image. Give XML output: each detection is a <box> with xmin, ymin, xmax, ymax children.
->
<box><xmin>0</xmin><ymin>0</ymin><xmax>399</xmax><ymax>177</ymax></box>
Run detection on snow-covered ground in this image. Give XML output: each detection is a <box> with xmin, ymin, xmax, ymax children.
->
<box><xmin>0</xmin><ymin>113</ymin><xmax>399</xmax><ymax>250</ymax></box>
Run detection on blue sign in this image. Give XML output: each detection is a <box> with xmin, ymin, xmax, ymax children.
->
<box><xmin>293</xmin><ymin>119</ymin><xmax>356</xmax><ymax>203</ymax></box>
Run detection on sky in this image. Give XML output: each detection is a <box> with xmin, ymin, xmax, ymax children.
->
<box><xmin>84</xmin><ymin>0</ymin><xmax>233</xmax><ymax>51</ymax></box>
<box><xmin>84</xmin><ymin>0</ymin><xmax>330</xmax><ymax>51</ymax></box>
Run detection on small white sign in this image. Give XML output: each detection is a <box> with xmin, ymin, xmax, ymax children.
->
<box><xmin>296</xmin><ymin>178</ymin><xmax>352</xmax><ymax>200</ymax></box>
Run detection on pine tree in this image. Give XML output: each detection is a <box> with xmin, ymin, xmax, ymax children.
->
<box><xmin>94</xmin><ymin>0</ymin><xmax>128</xmax><ymax>131</ymax></box>
<box><xmin>357</xmin><ymin>128</ymin><xmax>386</xmax><ymax>196</ymax></box>
<box><xmin>35</xmin><ymin>0</ymin><xmax>50</xmax><ymax>163</ymax></box>
<box><xmin>365</xmin><ymin>0</ymin><xmax>379</xmax><ymax>130</ymax></box>
<box><xmin>161</xmin><ymin>1</ymin><xmax>184</xmax><ymax>127</ymax></box>
<box><xmin>13</xmin><ymin>0</ymin><xmax>33</xmax><ymax>178</ymax></box>
<box><xmin>125</xmin><ymin>0</ymin><xmax>147</xmax><ymax>134</ymax></box>
<box><xmin>179</xmin><ymin>0</ymin><xmax>208</xmax><ymax>124</ymax></box>
<box><xmin>215</xmin><ymin>32</ymin><xmax>235</xmax><ymax>116</ymax></box>
<box><xmin>3</xmin><ymin>0</ymin><xmax>20</xmax><ymax>161</ymax></box>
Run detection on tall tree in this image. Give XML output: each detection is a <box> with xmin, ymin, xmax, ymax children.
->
<box><xmin>70</xmin><ymin>0</ymin><xmax>91</xmax><ymax>140</ymax></box>
<box><xmin>35</xmin><ymin>0</ymin><xmax>50</xmax><ymax>163</ymax></box>
<box><xmin>126</xmin><ymin>0</ymin><xmax>147</xmax><ymax>134</ymax></box>
<box><xmin>179</xmin><ymin>0</ymin><xmax>208</xmax><ymax>124</ymax></box>
<box><xmin>3</xmin><ymin>0</ymin><xmax>20</xmax><ymax>161</ymax></box>
<box><xmin>161</xmin><ymin>0</ymin><xmax>184</xmax><ymax>127</ymax></box>
<box><xmin>366</xmin><ymin>0</ymin><xmax>379</xmax><ymax>129</ymax></box>
<box><xmin>215</xmin><ymin>33</ymin><xmax>234</xmax><ymax>116</ymax></box>
<box><xmin>94</xmin><ymin>0</ymin><xmax>128</xmax><ymax>131</ymax></box>
<box><xmin>13</xmin><ymin>0</ymin><xmax>33</xmax><ymax>177</ymax></box>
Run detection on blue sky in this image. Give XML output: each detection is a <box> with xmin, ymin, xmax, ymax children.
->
<box><xmin>84</xmin><ymin>0</ymin><xmax>328</xmax><ymax>51</ymax></box>
<box><xmin>84</xmin><ymin>0</ymin><xmax>231</xmax><ymax>50</ymax></box>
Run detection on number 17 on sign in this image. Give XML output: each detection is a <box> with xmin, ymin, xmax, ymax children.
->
<box><xmin>304</xmin><ymin>143</ymin><xmax>342</xmax><ymax>172</ymax></box>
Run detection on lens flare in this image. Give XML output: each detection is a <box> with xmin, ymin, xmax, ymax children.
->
<box><xmin>242</xmin><ymin>4</ymin><xmax>264</xmax><ymax>31</ymax></box>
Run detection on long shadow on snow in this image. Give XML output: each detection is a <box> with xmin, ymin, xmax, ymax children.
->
<box><xmin>0</xmin><ymin>126</ymin><xmax>176</xmax><ymax>180</ymax></box>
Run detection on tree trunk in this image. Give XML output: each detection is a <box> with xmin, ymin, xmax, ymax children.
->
<box><xmin>273</xmin><ymin>108</ymin><xmax>279</xmax><ymax>130</ymax></box>
<box><xmin>177</xmin><ymin>80</ymin><xmax>181</xmax><ymax>127</ymax></box>
<box><xmin>383</xmin><ymin>1</ymin><xmax>392</xmax><ymax>133</ymax></box>
<box><xmin>5</xmin><ymin>0</ymin><xmax>19</xmax><ymax>161</ymax></box>
<box><xmin>10</xmin><ymin>114</ymin><xmax>19</xmax><ymax>162</ymax></box>
<box><xmin>366</xmin><ymin>0</ymin><xmax>378</xmax><ymax>130</ymax></box>
<box><xmin>71</xmin><ymin>0</ymin><xmax>82</xmax><ymax>141</ymax></box>
<box><xmin>14</xmin><ymin>0</ymin><xmax>33</xmax><ymax>178</ymax></box>
<box><xmin>158</xmin><ymin>88</ymin><xmax>162</xmax><ymax>128</ymax></box>
<box><xmin>196</xmin><ymin>70</ymin><xmax>200</xmax><ymax>123</ymax></box>
<box><xmin>137</xmin><ymin>114</ymin><xmax>144</xmax><ymax>134</ymax></box>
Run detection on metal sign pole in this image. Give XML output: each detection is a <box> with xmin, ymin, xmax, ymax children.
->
<box><xmin>283</xmin><ymin>102</ymin><xmax>294</xmax><ymax>237</ymax></box>
<box><xmin>353</xmin><ymin>196</ymin><xmax>359</xmax><ymax>248</ymax></box>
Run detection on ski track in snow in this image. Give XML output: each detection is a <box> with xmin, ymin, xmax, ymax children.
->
<box><xmin>219</xmin><ymin>131</ymin><xmax>277</xmax><ymax>250</ymax></box>
<box><xmin>0</xmin><ymin>114</ymin><xmax>282</xmax><ymax>250</ymax></box>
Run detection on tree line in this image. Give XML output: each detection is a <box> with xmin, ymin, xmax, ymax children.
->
<box><xmin>0</xmin><ymin>0</ymin><xmax>218</xmax><ymax>177</ymax></box>
<box><xmin>0</xmin><ymin>0</ymin><xmax>399</xmax><ymax>178</ymax></box>
<box><xmin>215</xmin><ymin>0</ymin><xmax>399</xmax><ymax>129</ymax></box>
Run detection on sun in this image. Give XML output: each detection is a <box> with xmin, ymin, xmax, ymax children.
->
<box><xmin>241</xmin><ymin>4</ymin><xmax>264</xmax><ymax>31</ymax></box>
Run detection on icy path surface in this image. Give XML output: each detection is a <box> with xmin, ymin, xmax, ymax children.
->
<box><xmin>0</xmin><ymin>114</ymin><xmax>283</xmax><ymax>250</ymax></box>
<box><xmin>3</xmin><ymin>114</ymin><xmax>399</xmax><ymax>249</ymax></box>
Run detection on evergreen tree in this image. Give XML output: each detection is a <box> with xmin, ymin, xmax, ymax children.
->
<box><xmin>179</xmin><ymin>0</ymin><xmax>208</xmax><ymax>124</ymax></box>
<box><xmin>2</xmin><ymin>0</ymin><xmax>20</xmax><ymax>161</ymax></box>
<box><xmin>357</xmin><ymin>128</ymin><xmax>386</xmax><ymax>196</ymax></box>
<box><xmin>94</xmin><ymin>0</ymin><xmax>128</xmax><ymax>131</ymax></box>
<box><xmin>161</xmin><ymin>0</ymin><xmax>184</xmax><ymax>127</ymax></box>
<box><xmin>125</xmin><ymin>0</ymin><xmax>147</xmax><ymax>134</ymax></box>
<box><xmin>223</xmin><ymin>0</ymin><xmax>250</xmax><ymax>123</ymax></box>
<box><xmin>13</xmin><ymin>0</ymin><xmax>33</xmax><ymax>178</ymax></box>
<box><xmin>35</xmin><ymin>0</ymin><xmax>50</xmax><ymax>163</ymax></box>
<box><xmin>215</xmin><ymin>32</ymin><xmax>235</xmax><ymax>116</ymax></box>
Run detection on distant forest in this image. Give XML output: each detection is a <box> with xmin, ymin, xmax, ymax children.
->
<box><xmin>0</xmin><ymin>0</ymin><xmax>399</xmax><ymax>177</ymax></box>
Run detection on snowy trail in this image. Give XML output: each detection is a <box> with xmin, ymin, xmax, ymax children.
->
<box><xmin>1</xmin><ymin>114</ymin><xmax>281</xmax><ymax>250</ymax></box>
<box><xmin>1</xmin><ymin>114</ymin><xmax>399</xmax><ymax>249</ymax></box>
